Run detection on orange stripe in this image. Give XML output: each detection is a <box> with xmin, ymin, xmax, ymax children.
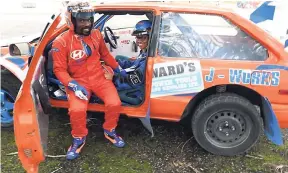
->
<box><xmin>76</xmin><ymin>141</ymin><xmax>86</xmax><ymax>153</ymax></box>
<box><xmin>104</xmin><ymin>134</ymin><xmax>116</xmax><ymax>144</ymax></box>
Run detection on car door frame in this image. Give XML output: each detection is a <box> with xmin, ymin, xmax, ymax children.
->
<box><xmin>122</xmin><ymin>8</ymin><xmax>162</xmax><ymax>118</ymax></box>
<box><xmin>85</xmin><ymin>8</ymin><xmax>161</xmax><ymax>118</ymax></box>
<box><xmin>13</xmin><ymin>13</ymin><xmax>62</xmax><ymax>173</ymax></box>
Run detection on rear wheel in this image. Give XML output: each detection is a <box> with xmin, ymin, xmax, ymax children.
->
<box><xmin>192</xmin><ymin>93</ymin><xmax>261</xmax><ymax>156</ymax></box>
<box><xmin>1</xmin><ymin>73</ymin><xmax>21</xmax><ymax>129</ymax></box>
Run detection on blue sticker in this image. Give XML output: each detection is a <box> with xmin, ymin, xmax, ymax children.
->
<box><xmin>6</xmin><ymin>57</ymin><xmax>26</xmax><ymax>69</ymax></box>
<box><xmin>229</xmin><ymin>68</ymin><xmax>280</xmax><ymax>86</ymax></box>
<box><xmin>205</xmin><ymin>67</ymin><xmax>215</xmax><ymax>82</ymax></box>
<box><xmin>151</xmin><ymin>60</ymin><xmax>204</xmax><ymax>98</ymax></box>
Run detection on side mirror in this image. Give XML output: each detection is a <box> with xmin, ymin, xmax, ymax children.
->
<box><xmin>9</xmin><ymin>43</ymin><xmax>31</xmax><ymax>56</ymax></box>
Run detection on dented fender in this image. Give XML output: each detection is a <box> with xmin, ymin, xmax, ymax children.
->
<box><xmin>261</xmin><ymin>97</ymin><xmax>283</xmax><ymax>145</ymax></box>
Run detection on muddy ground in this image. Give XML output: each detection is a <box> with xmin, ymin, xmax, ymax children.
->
<box><xmin>1</xmin><ymin>112</ymin><xmax>288</xmax><ymax>173</ymax></box>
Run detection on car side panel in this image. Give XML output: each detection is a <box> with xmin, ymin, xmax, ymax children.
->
<box><xmin>148</xmin><ymin>55</ymin><xmax>288</xmax><ymax>128</ymax></box>
<box><xmin>150</xmin><ymin>95</ymin><xmax>193</xmax><ymax>121</ymax></box>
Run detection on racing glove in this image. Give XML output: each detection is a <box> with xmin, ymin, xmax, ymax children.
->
<box><xmin>114</xmin><ymin>65</ymin><xmax>127</xmax><ymax>77</ymax></box>
<box><xmin>68</xmin><ymin>80</ymin><xmax>88</xmax><ymax>101</ymax></box>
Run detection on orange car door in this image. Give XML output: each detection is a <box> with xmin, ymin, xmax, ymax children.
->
<box><xmin>13</xmin><ymin>14</ymin><xmax>62</xmax><ymax>173</ymax></box>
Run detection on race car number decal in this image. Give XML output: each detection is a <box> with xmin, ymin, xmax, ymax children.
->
<box><xmin>151</xmin><ymin>60</ymin><xmax>204</xmax><ymax>98</ymax></box>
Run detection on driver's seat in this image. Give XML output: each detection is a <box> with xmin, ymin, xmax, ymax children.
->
<box><xmin>44</xmin><ymin>40</ymin><xmax>56</xmax><ymax>79</ymax></box>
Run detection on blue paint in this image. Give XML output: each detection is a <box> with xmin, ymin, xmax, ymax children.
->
<box><xmin>251</xmin><ymin>71</ymin><xmax>261</xmax><ymax>85</ymax></box>
<box><xmin>205</xmin><ymin>67</ymin><xmax>215</xmax><ymax>82</ymax></box>
<box><xmin>0</xmin><ymin>89</ymin><xmax>14</xmax><ymax>124</ymax></box>
<box><xmin>93</xmin><ymin>15</ymin><xmax>111</xmax><ymax>31</ymax></box>
<box><xmin>250</xmin><ymin>1</ymin><xmax>275</xmax><ymax>24</ymax></box>
<box><xmin>285</xmin><ymin>39</ymin><xmax>288</xmax><ymax>48</ymax></box>
<box><xmin>6</xmin><ymin>56</ymin><xmax>26</xmax><ymax>69</ymax></box>
<box><xmin>271</xmin><ymin>72</ymin><xmax>280</xmax><ymax>86</ymax></box>
<box><xmin>229</xmin><ymin>69</ymin><xmax>242</xmax><ymax>84</ymax></box>
<box><xmin>241</xmin><ymin>71</ymin><xmax>251</xmax><ymax>84</ymax></box>
<box><xmin>262</xmin><ymin>97</ymin><xmax>283</xmax><ymax>145</ymax></box>
<box><xmin>139</xmin><ymin>102</ymin><xmax>154</xmax><ymax>137</ymax></box>
<box><xmin>256</xmin><ymin>64</ymin><xmax>288</xmax><ymax>71</ymax></box>
<box><xmin>229</xmin><ymin>68</ymin><xmax>280</xmax><ymax>86</ymax></box>
<box><xmin>30</xmin><ymin>46</ymin><xmax>35</xmax><ymax>56</ymax></box>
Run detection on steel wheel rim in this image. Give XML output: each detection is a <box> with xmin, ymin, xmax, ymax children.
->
<box><xmin>204</xmin><ymin>110</ymin><xmax>252</xmax><ymax>148</ymax></box>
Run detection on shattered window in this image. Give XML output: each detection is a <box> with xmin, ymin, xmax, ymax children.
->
<box><xmin>157</xmin><ymin>12</ymin><xmax>268</xmax><ymax>61</ymax></box>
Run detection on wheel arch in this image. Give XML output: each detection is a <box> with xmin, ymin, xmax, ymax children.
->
<box><xmin>181</xmin><ymin>84</ymin><xmax>264</xmax><ymax>121</ymax></box>
<box><xmin>0</xmin><ymin>58</ymin><xmax>28</xmax><ymax>82</ymax></box>
<box><xmin>1</xmin><ymin>65</ymin><xmax>22</xmax><ymax>83</ymax></box>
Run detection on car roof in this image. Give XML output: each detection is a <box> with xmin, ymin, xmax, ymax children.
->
<box><xmin>93</xmin><ymin>1</ymin><xmax>234</xmax><ymax>14</ymax></box>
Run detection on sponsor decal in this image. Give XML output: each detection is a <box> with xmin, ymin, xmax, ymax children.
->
<box><xmin>229</xmin><ymin>68</ymin><xmax>280</xmax><ymax>86</ymax></box>
<box><xmin>70</xmin><ymin>50</ymin><xmax>85</xmax><ymax>60</ymax></box>
<box><xmin>205</xmin><ymin>67</ymin><xmax>215</xmax><ymax>82</ymax></box>
<box><xmin>121</xmin><ymin>40</ymin><xmax>130</xmax><ymax>44</ymax></box>
<box><xmin>118</xmin><ymin>30</ymin><xmax>132</xmax><ymax>35</ymax></box>
<box><xmin>151</xmin><ymin>60</ymin><xmax>204</xmax><ymax>98</ymax></box>
<box><xmin>205</xmin><ymin>67</ymin><xmax>225</xmax><ymax>82</ymax></box>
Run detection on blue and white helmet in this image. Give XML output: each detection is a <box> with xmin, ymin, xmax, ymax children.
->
<box><xmin>132</xmin><ymin>20</ymin><xmax>152</xmax><ymax>36</ymax></box>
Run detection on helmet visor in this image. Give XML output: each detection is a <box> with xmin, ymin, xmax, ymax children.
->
<box><xmin>132</xmin><ymin>30</ymin><xmax>149</xmax><ymax>36</ymax></box>
<box><xmin>72</xmin><ymin>12</ymin><xmax>94</xmax><ymax>20</ymax></box>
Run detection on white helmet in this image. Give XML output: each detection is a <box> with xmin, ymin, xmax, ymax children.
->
<box><xmin>64</xmin><ymin>1</ymin><xmax>95</xmax><ymax>32</ymax></box>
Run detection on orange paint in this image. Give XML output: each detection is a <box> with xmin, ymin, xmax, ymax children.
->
<box><xmin>12</xmin><ymin>3</ymin><xmax>288</xmax><ymax>172</ymax></box>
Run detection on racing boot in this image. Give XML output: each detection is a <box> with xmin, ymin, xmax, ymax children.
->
<box><xmin>66</xmin><ymin>136</ymin><xmax>86</xmax><ymax>160</ymax></box>
<box><xmin>104</xmin><ymin>129</ymin><xmax>125</xmax><ymax>148</ymax></box>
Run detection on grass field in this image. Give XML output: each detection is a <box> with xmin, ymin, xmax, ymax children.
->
<box><xmin>1</xmin><ymin>112</ymin><xmax>288</xmax><ymax>173</ymax></box>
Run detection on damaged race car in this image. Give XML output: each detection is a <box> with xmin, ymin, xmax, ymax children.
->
<box><xmin>4</xmin><ymin>1</ymin><xmax>288</xmax><ymax>173</ymax></box>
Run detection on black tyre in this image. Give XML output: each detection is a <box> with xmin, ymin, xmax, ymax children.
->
<box><xmin>1</xmin><ymin>73</ymin><xmax>21</xmax><ymax>129</ymax></box>
<box><xmin>192</xmin><ymin>93</ymin><xmax>261</xmax><ymax>156</ymax></box>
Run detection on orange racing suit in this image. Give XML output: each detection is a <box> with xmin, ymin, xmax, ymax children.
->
<box><xmin>51</xmin><ymin>29</ymin><xmax>121</xmax><ymax>137</ymax></box>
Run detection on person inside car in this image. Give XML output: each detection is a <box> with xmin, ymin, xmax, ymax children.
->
<box><xmin>50</xmin><ymin>1</ymin><xmax>127</xmax><ymax>160</ymax></box>
<box><xmin>113</xmin><ymin>20</ymin><xmax>152</xmax><ymax>93</ymax></box>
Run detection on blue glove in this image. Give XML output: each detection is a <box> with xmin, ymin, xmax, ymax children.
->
<box><xmin>114</xmin><ymin>65</ymin><xmax>127</xmax><ymax>77</ymax></box>
<box><xmin>68</xmin><ymin>80</ymin><xmax>88</xmax><ymax>100</ymax></box>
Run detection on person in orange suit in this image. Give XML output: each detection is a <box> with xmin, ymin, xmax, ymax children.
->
<box><xmin>50</xmin><ymin>1</ymin><xmax>127</xmax><ymax>160</ymax></box>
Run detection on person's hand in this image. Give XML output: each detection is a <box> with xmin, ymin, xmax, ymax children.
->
<box><xmin>129</xmin><ymin>57</ymin><xmax>136</xmax><ymax>60</ymax></box>
<box><xmin>114</xmin><ymin>65</ymin><xmax>127</xmax><ymax>77</ymax></box>
<box><xmin>104</xmin><ymin>71</ymin><xmax>114</xmax><ymax>80</ymax></box>
<box><xmin>68</xmin><ymin>80</ymin><xmax>88</xmax><ymax>100</ymax></box>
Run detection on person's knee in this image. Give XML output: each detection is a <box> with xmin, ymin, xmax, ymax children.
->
<box><xmin>69</xmin><ymin>107</ymin><xmax>87</xmax><ymax>116</ymax></box>
<box><xmin>106</xmin><ymin>97</ymin><xmax>121</xmax><ymax>109</ymax></box>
